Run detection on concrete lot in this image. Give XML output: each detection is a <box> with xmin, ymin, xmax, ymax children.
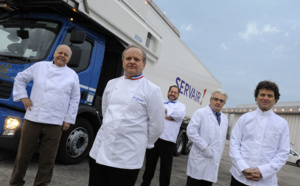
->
<box><xmin>0</xmin><ymin>140</ymin><xmax>299</xmax><ymax>186</ymax></box>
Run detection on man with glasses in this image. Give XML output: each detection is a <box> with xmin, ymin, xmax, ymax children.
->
<box><xmin>186</xmin><ymin>89</ymin><xmax>228</xmax><ymax>186</ymax></box>
<box><xmin>229</xmin><ymin>80</ymin><xmax>290</xmax><ymax>186</ymax></box>
<box><xmin>141</xmin><ymin>85</ymin><xmax>186</xmax><ymax>186</ymax></box>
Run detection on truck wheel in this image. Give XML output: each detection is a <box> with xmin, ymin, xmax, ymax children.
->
<box><xmin>182</xmin><ymin>137</ymin><xmax>192</xmax><ymax>155</ymax></box>
<box><xmin>174</xmin><ymin>130</ymin><xmax>185</xmax><ymax>156</ymax></box>
<box><xmin>297</xmin><ymin>160</ymin><xmax>300</xmax><ymax>167</ymax></box>
<box><xmin>56</xmin><ymin>118</ymin><xmax>94</xmax><ymax>164</ymax></box>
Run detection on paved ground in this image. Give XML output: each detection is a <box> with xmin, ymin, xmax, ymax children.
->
<box><xmin>0</xmin><ymin>140</ymin><xmax>299</xmax><ymax>186</ymax></box>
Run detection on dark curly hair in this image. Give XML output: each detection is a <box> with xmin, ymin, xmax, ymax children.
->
<box><xmin>254</xmin><ymin>80</ymin><xmax>280</xmax><ymax>103</ymax></box>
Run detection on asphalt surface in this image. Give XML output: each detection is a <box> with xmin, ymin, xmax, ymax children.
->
<box><xmin>0</xmin><ymin>140</ymin><xmax>299</xmax><ymax>186</ymax></box>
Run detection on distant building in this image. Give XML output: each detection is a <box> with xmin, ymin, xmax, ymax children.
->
<box><xmin>222</xmin><ymin>102</ymin><xmax>300</xmax><ymax>152</ymax></box>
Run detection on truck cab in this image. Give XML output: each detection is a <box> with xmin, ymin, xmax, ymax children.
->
<box><xmin>0</xmin><ymin>0</ymin><xmax>222</xmax><ymax>164</ymax></box>
<box><xmin>0</xmin><ymin>2</ymin><xmax>125</xmax><ymax>164</ymax></box>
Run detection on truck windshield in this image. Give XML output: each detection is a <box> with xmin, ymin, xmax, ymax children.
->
<box><xmin>0</xmin><ymin>19</ymin><xmax>60</xmax><ymax>63</ymax></box>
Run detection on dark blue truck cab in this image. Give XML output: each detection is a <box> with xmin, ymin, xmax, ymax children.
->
<box><xmin>0</xmin><ymin>0</ymin><xmax>125</xmax><ymax>164</ymax></box>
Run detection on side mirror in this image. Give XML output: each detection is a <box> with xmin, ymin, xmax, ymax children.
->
<box><xmin>70</xmin><ymin>29</ymin><xmax>86</xmax><ymax>44</ymax></box>
<box><xmin>17</xmin><ymin>30</ymin><xmax>29</xmax><ymax>39</ymax></box>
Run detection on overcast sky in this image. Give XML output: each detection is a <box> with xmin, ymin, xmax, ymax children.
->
<box><xmin>155</xmin><ymin>0</ymin><xmax>300</xmax><ymax>107</ymax></box>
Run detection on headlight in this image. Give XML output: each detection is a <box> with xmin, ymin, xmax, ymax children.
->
<box><xmin>2</xmin><ymin>116</ymin><xmax>21</xmax><ymax>136</ymax></box>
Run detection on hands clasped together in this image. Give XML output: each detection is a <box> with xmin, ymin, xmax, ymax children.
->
<box><xmin>243</xmin><ymin>168</ymin><xmax>262</xmax><ymax>181</ymax></box>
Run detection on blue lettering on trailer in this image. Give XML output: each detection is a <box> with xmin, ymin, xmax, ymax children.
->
<box><xmin>176</xmin><ymin>77</ymin><xmax>202</xmax><ymax>104</ymax></box>
<box><xmin>134</xmin><ymin>34</ymin><xmax>142</xmax><ymax>43</ymax></box>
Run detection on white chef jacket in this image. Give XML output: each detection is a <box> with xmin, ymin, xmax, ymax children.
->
<box><xmin>160</xmin><ymin>100</ymin><xmax>186</xmax><ymax>143</ymax></box>
<box><xmin>13</xmin><ymin>61</ymin><xmax>80</xmax><ymax>125</ymax></box>
<box><xmin>89</xmin><ymin>76</ymin><xmax>165</xmax><ymax>169</ymax></box>
<box><xmin>187</xmin><ymin>105</ymin><xmax>228</xmax><ymax>183</ymax></box>
<box><xmin>230</xmin><ymin>107</ymin><xmax>290</xmax><ymax>186</ymax></box>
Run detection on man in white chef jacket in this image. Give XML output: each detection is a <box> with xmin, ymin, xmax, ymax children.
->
<box><xmin>229</xmin><ymin>80</ymin><xmax>290</xmax><ymax>186</ymax></box>
<box><xmin>141</xmin><ymin>85</ymin><xmax>186</xmax><ymax>186</ymax></box>
<box><xmin>89</xmin><ymin>45</ymin><xmax>165</xmax><ymax>186</ymax></box>
<box><xmin>186</xmin><ymin>89</ymin><xmax>228</xmax><ymax>186</ymax></box>
<box><xmin>10</xmin><ymin>44</ymin><xmax>80</xmax><ymax>186</ymax></box>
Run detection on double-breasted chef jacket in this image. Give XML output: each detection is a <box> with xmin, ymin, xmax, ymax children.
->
<box><xmin>13</xmin><ymin>61</ymin><xmax>80</xmax><ymax>125</ymax></box>
<box><xmin>160</xmin><ymin>100</ymin><xmax>186</xmax><ymax>143</ymax></box>
<box><xmin>90</xmin><ymin>76</ymin><xmax>165</xmax><ymax>169</ymax></box>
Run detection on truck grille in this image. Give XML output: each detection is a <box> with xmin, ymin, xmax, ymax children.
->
<box><xmin>0</xmin><ymin>80</ymin><xmax>13</xmax><ymax>99</ymax></box>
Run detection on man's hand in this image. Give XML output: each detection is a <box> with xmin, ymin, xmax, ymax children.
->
<box><xmin>165</xmin><ymin>108</ymin><xmax>175</xmax><ymax>121</ymax></box>
<box><xmin>252</xmin><ymin>167</ymin><xmax>262</xmax><ymax>181</ymax></box>
<box><xmin>243</xmin><ymin>168</ymin><xmax>262</xmax><ymax>181</ymax></box>
<box><xmin>21</xmin><ymin>98</ymin><xmax>32</xmax><ymax>111</ymax></box>
<box><xmin>165</xmin><ymin>116</ymin><xmax>175</xmax><ymax>121</ymax></box>
<box><xmin>62</xmin><ymin>122</ymin><xmax>70</xmax><ymax>131</ymax></box>
<box><xmin>243</xmin><ymin>168</ymin><xmax>254</xmax><ymax>180</ymax></box>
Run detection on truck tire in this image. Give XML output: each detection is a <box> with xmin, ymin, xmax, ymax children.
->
<box><xmin>297</xmin><ymin>160</ymin><xmax>300</xmax><ymax>167</ymax></box>
<box><xmin>182</xmin><ymin>137</ymin><xmax>192</xmax><ymax>155</ymax></box>
<box><xmin>174</xmin><ymin>130</ymin><xmax>185</xmax><ymax>156</ymax></box>
<box><xmin>56</xmin><ymin>118</ymin><xmax>94</xmax><ymax>164</ymax></box>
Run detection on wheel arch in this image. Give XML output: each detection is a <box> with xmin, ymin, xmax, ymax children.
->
<box><xmin>77</xmin><ymin>104</ymin><xmax>102</xmax><ymax>137</ymax></box>
<box><xmin>296</xmin><ymin>159</ymin><xmax>300</xmax><ymax>167</ymax></box>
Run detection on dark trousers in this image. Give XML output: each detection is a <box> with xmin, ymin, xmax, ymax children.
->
<box><xmin>10</xmin><ymin>120</ymin><xmax>62</xmax><ymax>186</ymax></box>
<box><xmin>186</xmin><ymin>176</ymin><xmax>212</xmax><ymax>186</ymax></box>
<box><xmin>89</xmin><ymin>157</ymin><xmax>140</xmax><ymax>186</ymax></box>
<box><xmin>230</xmin><ymin>176</ymin><xmax>248</xmax><ymax>186</ymax></box>
<box><xmin>141</xmin><ymin>138</ymin><xmax>176</xmax><ymax>186</ymax></box>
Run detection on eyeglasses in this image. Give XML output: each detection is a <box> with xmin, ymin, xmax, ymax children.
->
<box><xmin>211</xmin><ymin>97</ymin><xmax>225</xmax><ymax>103</ymax></box>
<box><xmin>169</xmin><ymin>91</ymin><xmax>178</xmax><ymax>95</ymax></box>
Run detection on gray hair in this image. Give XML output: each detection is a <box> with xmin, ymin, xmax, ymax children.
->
<box><xmin>56</xmin><ymin>44</ymin><xmax>72</xmax><ymax>58</ymax></box>
<box><xmin>122</xmin><ymin>44</ymin><xmax>147</xmax><ymax>63</ymax></box>
<box><xmin>211</xmin><ymin>89</ymin><xmax>228</xmax><ymax>101</ymax></box>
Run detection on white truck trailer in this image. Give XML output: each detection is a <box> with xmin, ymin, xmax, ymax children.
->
<box><xmin>0</xmin><ymin>0</ymin><xmax>221</xmax><ymax>164</ymax></box>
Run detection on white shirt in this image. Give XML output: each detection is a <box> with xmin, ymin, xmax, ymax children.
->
<box><xmin>230</xmin><ymin>107</ymin><xmax>290</xmax><ymax>186</ymax></box>
<box><xmin>13</xmin><ymin>61</ymin><xmax>80</xmax><ymax>125</ymax></box>
<box><xmin>187</xmin><ymin>105</ymin><xmax>228</xmax><ymax>183</ymax></box>
<box><xmin>89</xmin><ymin>76</ymin><xmax>165</xmax><ymax>169</ymax></box>
<box><xmin>160</xmin><ymin>100</ymin><xmax>186</xmax><ymax>143</ymax></box>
